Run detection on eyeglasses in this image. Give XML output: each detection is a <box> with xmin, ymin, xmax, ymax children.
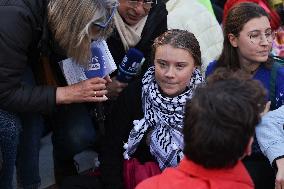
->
<box><xmin>248</xmin><ymin>30</ymin><xmax>276</xmax><ymax>44</ymax></box>
<box><xmin>93</xmin><ymin>2</ymin><xmax>119</xmax><ymax>29</ymax></box>
<box><xmin>127</xmin><ymin>0</ymin><xmax>154</xmax><ymax>10</ymax></box>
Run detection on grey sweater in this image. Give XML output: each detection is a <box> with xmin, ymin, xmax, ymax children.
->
<box><xmin>256</xmin><ymin>105</ymin><xmax>284</xmax><ymax>164</ymax></box>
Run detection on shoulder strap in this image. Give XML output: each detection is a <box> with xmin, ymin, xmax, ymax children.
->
<box><xmin>270</xmin><ymin>57</ymin><xmax>284</xmax><ymax>110</ymax></box>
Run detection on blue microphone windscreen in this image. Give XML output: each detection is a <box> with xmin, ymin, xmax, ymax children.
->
<box><xmin>84</xmin><ymin>46</ymin><xmax>106</xmax><ymax>79</ymax></box>
<box><xmin>116</xmin><ymin>48</ymin><xmax>144</xmax><ymax>82</ymax></box>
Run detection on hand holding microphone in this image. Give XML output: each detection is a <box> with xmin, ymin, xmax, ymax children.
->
<box><xmin>106</xmin><ymin>48</ymin><xmax>144</xmax><ymax>99</ymax></box>
<box><xmin>116</xmin><ymin>48</ymin><xmax>145</xmax><ymax>83</ymax></box>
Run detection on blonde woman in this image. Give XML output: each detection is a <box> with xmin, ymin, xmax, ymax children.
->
<box><xmin>0</xmin><ymin>0</ymin><xmax>117</xmax><ymax>188</ymax></box>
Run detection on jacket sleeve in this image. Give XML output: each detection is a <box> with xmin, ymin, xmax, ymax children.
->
<box><xmin>100</xmin><ymin>79</ymin><xmax>143</xmax><ymax>189</ymax></box>
<box><xmin>256</xmin><ymin>106</ymin><xmax>284</xmax><ymax>164</ymax></box>
<box><xmin>0</xmin><ymin>5</ymin><xmax>56</xmax><ymax>113</ymax></box>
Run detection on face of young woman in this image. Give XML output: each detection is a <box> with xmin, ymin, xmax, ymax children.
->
<box><xmin>230</xmin><ymin>16</ymin><xmax>273</xmax><ymax>65</ymax></box>
<box><xmin>154</xmin><ymin>44</ymin><xmax>196</xmax><ymax>97</ymax></box>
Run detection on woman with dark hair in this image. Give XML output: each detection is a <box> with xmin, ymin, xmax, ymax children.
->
<box><xmin>206</xmin><ymin>2</ymin><xmax>284</xmax><ymax>189</ymax></box>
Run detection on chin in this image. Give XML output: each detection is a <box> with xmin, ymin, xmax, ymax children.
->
<box><xmin>161</xmin><ymin>88</ymin><xmax>176</xmax><ymax>97</ymax></box>
<box><xmin>255</xmin><ymin>56</ymin><xmax>269</xmax><ymax>62</ymax></box>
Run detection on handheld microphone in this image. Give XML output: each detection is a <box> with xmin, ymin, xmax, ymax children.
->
<box><xmin>84</xmin><ymin>46</ymin><xmax>107</xmax><ymax>79</ymax></box>
<box><xmin>84</xmin><ymin>40</ymin><xmax>117</xmax><ymax>79</ymax></box>
<box><xmin>116</xmin><ymin>48</ymin><xmax>145</xmax><ymax>83</ymax></box>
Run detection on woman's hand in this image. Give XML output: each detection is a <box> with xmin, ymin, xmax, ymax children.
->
<box><xmin>275</xmin><ymin>158</ymin><xmax>284</xmax><ymax>189</ymax></box>
<box><xmin>106</xmin><ymin>77</ymin><xmax>128</xmax><ymax>100</ymax></box>
<box><xmin>56</xmin><ymin>77</ymin><xmax>109</xmax><ymax>104</ymax></box>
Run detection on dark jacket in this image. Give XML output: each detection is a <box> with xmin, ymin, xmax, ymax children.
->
<box><xmin>107</xmin><ymin>2</ymin><xmax>168</xmax><ymax>76</ymax></box>
<box><xmin>0</xmin><ymin>0</ymin><xmax>56</xmax><ymax>113</ymax></box>
<box><xmin>100</xmin><ymin>79</ymin><xmax>143</xmax><ymax>189</ymax></box>
<box><xmin>100</xmin><ymin>4</ymin><xmax>167</xmax><ymax>188</ymax></box>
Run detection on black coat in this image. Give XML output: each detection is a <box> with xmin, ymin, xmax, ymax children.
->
<box><xmin>0</xmin><ymin>0</ymin><xmax>56</xmax><ymax>113</ymax></box>
<box><xmin>107</xmin><ymin>2</ymin><xmax>168</xmax><ymax>77</ymax></box>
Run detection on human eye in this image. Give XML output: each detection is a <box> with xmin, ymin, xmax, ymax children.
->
<box><xmin>265</xmin><ymin>29</ymin><xmax>273</xmax><ymax>37</ymax></box>
<box><xmin>156</xmin><ymin>60</ymin><xmax>167</xmax><ymax>68</ymax></box>
<box><xmin>128</xmin><ymin>0</ymin><xmax>138</xmax><ymax>6</ymax></box>
<box><xmin>144</xmin><ymin>0</ymin><xmax>153</xmax><ymax>3</ymax></box>
<box><xmin>249</xmin><ymin>31</ymin><xmax>260</xmax><ymax>39</ymax></box>
<box><xmin>176</xmin><ymin>63</ymin><xmax>186</xmax><ymax>70</ymax></box>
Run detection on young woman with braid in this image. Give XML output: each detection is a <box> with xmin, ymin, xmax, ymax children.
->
<box><xmin>97</xmin><ymin>29</ymin><xmax>204</xmax><ymax>189</ymax></box>
<box><xmin>0</xmin><ymin>0</ymin><xmax>117</xmax><ymax>188</ymax></box>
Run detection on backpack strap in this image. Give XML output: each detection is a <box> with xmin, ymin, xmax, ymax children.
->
<box><xmin>270</xmin><ymin>57</ymin><xmax>284</xmax><ymax>110</ymax></box>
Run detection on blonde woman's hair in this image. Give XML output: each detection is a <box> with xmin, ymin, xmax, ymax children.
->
<box><xmin>48</xmin><ymin>0</ymin><xmax>117</xmax><ymax>66</ymax></box>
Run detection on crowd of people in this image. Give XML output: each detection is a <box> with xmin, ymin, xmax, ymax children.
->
<box><xmin>0</xmin><ymin>0</ymin><xmax>284</xmax><ymax>189</ymax></box>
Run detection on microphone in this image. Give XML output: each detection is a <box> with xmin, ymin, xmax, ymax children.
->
<box><xmin>116</xmin><ymin>48</ymin><xmax>145</xmax><ymax>83</ymax></box>
<box><xmin>84</xmin><ymin>40</ymin><xmax>117</xmax><ymax>79</ymax></box>
<box><xmin>84</xmin><ymin>41</ymin><xmax>116</xmax><ymax>136</ymax></box>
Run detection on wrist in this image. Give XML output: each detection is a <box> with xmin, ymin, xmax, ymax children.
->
<box><xmin>56</xmin><ymin>87</ymin><xmax>71</xmax><ymax>104</ymax></box>
<box><xmin>276</xmin><ymin>158</ymin><xmax>284</xmax><ymax>169</ymax></box>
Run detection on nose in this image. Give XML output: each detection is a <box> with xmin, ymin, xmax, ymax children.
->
<box><xmin>164</xmin><ymin>67</ymin><xmax>175</xmax><ymax>78</ymax></box>
<box><xmin>133</xmin><ymin>2</ymin><xmax>146</xmax><ymax>15</ymax></box>
<box><xmin>259</xmin><ymin>34</ymin><xmax>270</xmax><ymax>46</ymax></box>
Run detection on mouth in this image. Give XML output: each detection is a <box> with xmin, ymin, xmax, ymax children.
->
<box><xmin>162</xmin><ymin>82</ymin><xmax>177</xmax><ymax>87</ymax></box>
<box><xmin>128</xmin><ymin>14</ymin><xmax>140</xmax><ymax>21</ymax></box>
<box><xmin>257</xmin><ymin>50</ymin><xmax>269</xmax><ymax>56</ymax></box>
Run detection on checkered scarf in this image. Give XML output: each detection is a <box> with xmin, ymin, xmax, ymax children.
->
<box><xmin>123</xmin><ymin>66</ymin><xmax>203</xmax><ymax>169</ymax></box>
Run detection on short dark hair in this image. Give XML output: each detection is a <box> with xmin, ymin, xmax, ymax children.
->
<box><xmin>217</xmin><ymin>2</ymin><xmax>271</xmax><ymax>70</ymax></box>
<box><xmin>183</xmin><ymin>68</ymin><xmax>267</xmax><ymax>169</ymax></box>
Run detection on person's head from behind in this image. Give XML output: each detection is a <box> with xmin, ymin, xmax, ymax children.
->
<box><xmin>48</xmin><ymin>0</ymin><xmax>118</xmax><ymax>65</ymax></box>
<box><xmin>183</xmin><ymin>69</ymin><xmax>266</xmax><ymax>169</ymax></box>
<box><xmin>220</xmin><ymin>2</ymin><xmax>274</xmax><ymax>70</ymax></box>
<box><xmin>152</xmin><ymin>29</ymin><xmax>201</xmax><ymax>97</ymax></box>
<box><xmin>118</xmin><ymin>0</ymin><xmax>155</xmax><ymax>26</ymax></box>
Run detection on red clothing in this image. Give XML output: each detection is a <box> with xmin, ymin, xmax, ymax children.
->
<box><xmin>136</xmin><ymin>158</ymin><xmax>254</xmax><ymax>189</ymax></box>
<box><xmin>223</xmin><ymin>0</ymin><xmax>280</xmax><ymax>30</ymax></box>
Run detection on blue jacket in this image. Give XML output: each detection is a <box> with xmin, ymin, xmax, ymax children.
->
<box><xmin>206</xmin><ymin>60</ymin><xmax>284</xmax><ymax>109</ymax></box>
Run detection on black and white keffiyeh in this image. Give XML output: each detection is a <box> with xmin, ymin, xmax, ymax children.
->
<box><xmin>123</xmin><ymin>66</ymin><xmax>204</xmax><ymax>170</ymax></box>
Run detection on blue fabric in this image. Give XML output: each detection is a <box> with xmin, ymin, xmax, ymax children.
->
<box><xmin>0</xmin><ymin>110</ymin><xmax>21</xmax><ymax>189</ymax></box>
<box><xmin>0</xmin><ymin>66</ymin><xmax>45</xmax><ymax>189</ymax></box>
<box><xmin>206</xmin><ymin>60</ymin><xmax>284</xmax><ymax>153</ymax></box>
<box><xmin>206</xmin><ymin>60</ymin><xmax>284</xmax><ymax>108</ymax></box>
<box><xmin>52</xmin><ymin>103</ymin><xmax>96</xmax><ymax>181</ymax></box>
<box><xmin>16</xmin><ymin>113</ymin><xmax>44</xmax><ymax>189</ymax></box>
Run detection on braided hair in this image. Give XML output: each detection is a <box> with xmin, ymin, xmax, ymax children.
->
<box><xmin>152</xmin><ymin>29</ymin><xmax>201</xmax><ymax>67</ymax></box>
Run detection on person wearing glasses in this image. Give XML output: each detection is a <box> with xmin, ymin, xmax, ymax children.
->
<box><xmin>205</xmin><ymin>2</ymin><xmax>284</xmax><ymax>189</ymax></box>
<box><xmin>105</xmin><ymin>0</ymin><xmax>167</xmax><ymax>99</ymax></box>
<box><xmin>0</xmin><ymin>0</ymin><xmax>117</xmax><ymax>188</ymax></box>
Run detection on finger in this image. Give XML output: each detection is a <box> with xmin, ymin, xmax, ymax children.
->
<box><xmin>91</xmin><ymin>83</ymin><xmax>107</xmax><ymax>91</ymax></box>
<box><xmin>275</xmin><ymin>180</ymin><xmax>281</xmax><ymax>189</ymax></box>
<box><xmin>104</xmin><ymin>75</ymin><xmax>112</xmax><ymax>83</ymax></box>
<box><xmin>261</xmin><ymin>101</ymin><xmax>271</xmax><ymax>117</ymax></box>
<box><xmin>91</xmin><ymin>90</ymin><xmax>108</xmax><ymax>97</ymax></box>
<box><xmin>88</xmin><ymin>77</ymin><xmax>107</xmax><ymax>84</ymax></box>
<box><xmin>114</xmin><ymin>80</ymin><xmax>128</xmax><ymax>87</ymax></box>
<box><xmin>281</xmin><ymin>180</ymin><xmax>284</xmax><ymax>189</ymax></box>
<box><xmin>91</xmin><ymin>95</ymin><xmax>108</xmax><ymax>102</ymax></box>
<box><xmin>119</xmin><ymin>82</ymin><xmax>128</xmax><ymax>88</ymax></box>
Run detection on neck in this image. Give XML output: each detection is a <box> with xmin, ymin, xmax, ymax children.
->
<box><xmin>239</xmin><ymin>58</ymin><xmax>261</xmax><ymax>75</ymax></box>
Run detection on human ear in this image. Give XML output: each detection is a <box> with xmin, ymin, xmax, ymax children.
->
<box><xmin>228</xmin><ymin>33</ymin><xmax>238</xmax><ymax>48</ymax></box>
<box><xmin>242</xmin><ymin>137</ymin><xmax>254</xmax><ymax>159</ymax></box>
